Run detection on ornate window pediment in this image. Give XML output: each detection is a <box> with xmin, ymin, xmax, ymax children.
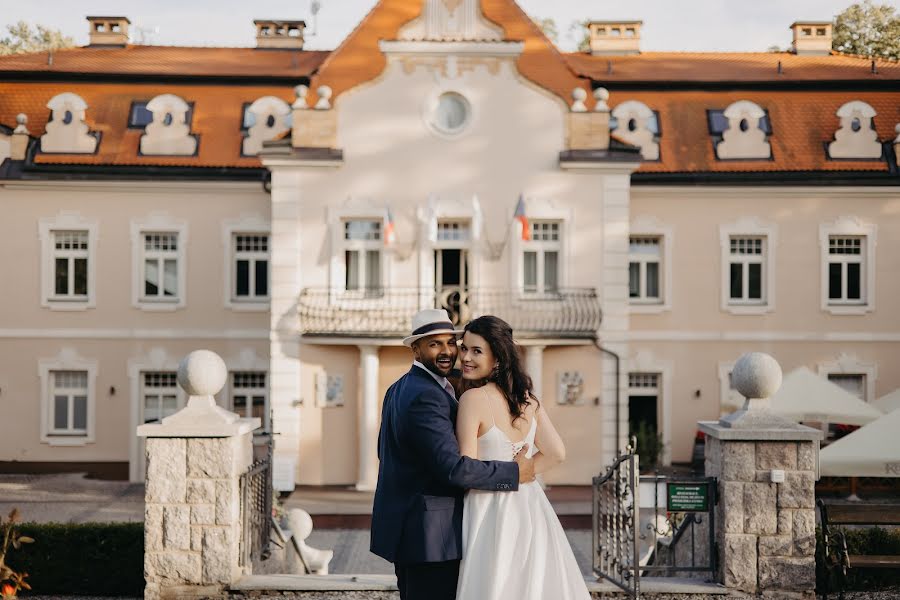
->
<box><xmin>242</xmin><ymin>96</ymin><xmax>291</xmax><ymax>156</ymax></box>
<box><xmin>828</xmin><ymin>101</ymin><xmax>882</xmax><ymax>160</ymax></box>
<box><xmin>612</xmin><ymin>100</ymin><xmax>659</xmax><ymax>160</ymax></box>
<box><xmin>714</xmin><ymin>100</ymin><xmax>771</xmax><ymax>160</ymax></box>
<box><xmin>41</xmin><ymin>93</ymin><xmax>99</xmax><ymax>154</ymax></box>
<box><xmin>139</xmin><ymin>94</ymin><xmax>197</xmax><ymax>156</ymax></box>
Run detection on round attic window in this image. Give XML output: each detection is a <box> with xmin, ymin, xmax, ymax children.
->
<box><xmin>429</xmin><ymin>92</ymin><xmax>470</xmax><ymax>135</ymax></box>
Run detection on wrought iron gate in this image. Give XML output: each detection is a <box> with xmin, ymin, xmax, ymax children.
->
<box><xmin>239</xmin><ymin>435</ymin><xmax>273</xmax><ymax>567</ymax></box>
<box><xmin>592</xmin><ymin>442</ymin><xmax>640</xmax><ymax>598</ymax></box>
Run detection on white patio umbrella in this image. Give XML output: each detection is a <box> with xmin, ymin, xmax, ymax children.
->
<box><xmin>768</xmin><ymin>367</ymin><xmax>883</xmax><ymax>426</ymax></box>
<box><xmin>873</xmin><ymin>388</ymin><xmax>900</xmax><ymax>414</ymax></box>
<box><xmin>820</xmin><ymin>408</ymin><xmax>900</xmax><ymax>477</ymax></box>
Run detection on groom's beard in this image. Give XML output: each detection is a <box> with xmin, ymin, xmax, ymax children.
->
<box><xmin>420</xmin><ymin>353</ymin><xmax>456</xmax><ymax>378</ymax></box>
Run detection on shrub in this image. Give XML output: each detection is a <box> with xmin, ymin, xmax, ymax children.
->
<box><xmin>817</xmin><ymin>525</ymin><xmax>900</xmax><ymax>593</ymax></box>
<box><xmin>11</xmin><ymin>523</ymin><xmax>143</xmax><ymax>596</ymax></box>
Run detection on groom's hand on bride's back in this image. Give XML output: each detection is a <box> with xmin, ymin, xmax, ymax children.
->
<box><xmin>514</xmin><ymin>444</ymin><xmax>536</xmax><ymax>484</ymax></box>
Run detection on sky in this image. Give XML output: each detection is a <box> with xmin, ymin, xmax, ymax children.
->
<box><xmin>3</xmin><ymin>0</ymin><xmax>899</xmax><ymax>53</ymax></box>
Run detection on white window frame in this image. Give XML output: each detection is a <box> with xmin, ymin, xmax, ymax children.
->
<box><xmin>509</xmin><ymin>198</ymin><xmax>570</xmax><ymax>294</ymax></box>
<box><xmin>39</xmin><ymin>212</ymin><xmax>98</xmax><ymax>311</ymax></box>
<box><xmin>719</xmin><ymin>217</ymin><xmax>776</xmax><ymax>315</ymax></box>
<box><xmin>818</xmin><ymin>353</ymin><xmax>877</xmax><ymax>404</ymax></box>
<box><xmin>628</xmin><ymin>217</ymin><xmax>673</xmax><ymax>314</ymax></box>
<box><xmin>222</xmin><ymin>215</ymin><xmax>271</xmax><ymax>311</ymax></box>
<box><xmin>327</xmin><ymin>205</ymin><xmax>392</xmax><ymax>298</ymax></box>
<box><xmin>140</xmin><ymin>371</ymin><xmax>182</xmax><ymax>425</ymax></box>
<box><xmin>626</xmin><ymin>350</ymin><xmax>673</xmax><ymax>466</ymax></box>
<box><xmin>420</xmin><ymin>196</ymin><xmax>484</xmax><ymax>294</ymax></box>
<box><xmin>128</xmin><ymin>348</ymin><xmax>181</xmax><ymax>482</ymax></box>
<box><xmin>38</xmin><ymin>348</ymin><xmax>97</xmax><ymax>446</ymax></box>
<box><xmin>131</xmin><ymin>214</ymin><xmax>188</xmax><ymax>311</ymax></box>
<box><xmin>820</xmin><ymin>217</ymin><xmax>876</xmax><ymax>314</ymax></box>
<box><xmin>230</xmin><ymin>371</ymin><xmax>269</xmax><ymax>432</ymax></box>
<box><xmin>521</xmin><ymin>220</ymin><xmax>563</xmax><ymax>295</ymax></box>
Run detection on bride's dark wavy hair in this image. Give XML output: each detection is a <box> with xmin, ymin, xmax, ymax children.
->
<box><xmin>463</xmin><ymin>315</ymin><xmax>538</xmax><ymax>423</ymax></box>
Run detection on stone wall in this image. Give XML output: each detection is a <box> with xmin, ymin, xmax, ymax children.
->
<box><xmin>704</xmin><ymin>437</ymin><xmax>817</xmax><ymax>598</ymax></box>
<box><xmin>144</xmin><ymin>434</ymin><xmax>254</xmax><ymax>599</ymax></box>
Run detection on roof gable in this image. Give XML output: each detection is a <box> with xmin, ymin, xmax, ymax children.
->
<box><xmin>310</xmin><ymin>0</ymin><xmax>590</xmax><ymax>107</ymax></box>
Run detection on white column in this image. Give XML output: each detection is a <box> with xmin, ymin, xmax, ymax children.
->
<box><xmin>357</xmin><ymin>345</ymin><xmax>380</xmax><ymax>491</ymax></box>
<box><xmin>600</xmin><ymin>171</ymin><xmax>633</xmax><ymax>468</ymax></box>
<box><xmin>525</xmin><ymin>345</ymin><xmax>545</xmax><ymax>399</ymax></box>
<box><xmin>268</xmin><ymin>168</ymin><xmax>303</xmax><ymax>491</ymax></box>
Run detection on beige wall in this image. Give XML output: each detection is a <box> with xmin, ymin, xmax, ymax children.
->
<box><xmin>628</xmin><ymin>186</ymin><xmax>900</xmax><ymax>463</ymax></box>
<box><xmin>0</xmin><ymin>180</ymin><xmax>270</xmax><ymax>476</ymax></box>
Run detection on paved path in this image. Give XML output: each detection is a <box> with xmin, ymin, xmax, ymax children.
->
<box><xmin>0</xmin><ymin>473</ymin><xmax>144</xmax><ymax>523</ymax></box>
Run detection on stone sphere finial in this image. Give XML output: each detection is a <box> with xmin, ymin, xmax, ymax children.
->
<box><xmin>315</xmin><ymin>85</ymin><xmax>333</xmax><ymax>110</ymax></box>
<box><xmin>177</xmin><ymin>350</ymin><xmax>227</xmax><ymax>397</ymax></box>
<box><xmin>571</xmin><ymin>87</ymin><xmax>588</xmax><ymax>112</ymax></box>
<box><xmin>16</xmin><ymin>113</ymin><xmax>27</xmax><ymax>125</ymax></box>
<box><xmin>732</xmin><ymin>352</ymin><xmax>782</xmax><ymax>401</ymax></box>
<box><xmin>894</xmin><ymin>122</ymin><xmax>900</xmax><ymax>141</ymax></box>
<box><xmin>593</xmin><ymin>87</ymin><xmax>610</xmax><ymax>112</ymax></box>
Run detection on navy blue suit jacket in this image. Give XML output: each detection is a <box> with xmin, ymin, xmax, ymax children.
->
<box><xmin>370</xmin><ymin>366</ymin><xmax>519</xmax><ymax>564</ymax></box>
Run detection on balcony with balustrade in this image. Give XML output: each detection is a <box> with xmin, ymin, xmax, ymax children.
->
<box><xmin>297</xmin><ymin>287</ymin><xmax>602</xmax><ymax>341</ymax></box>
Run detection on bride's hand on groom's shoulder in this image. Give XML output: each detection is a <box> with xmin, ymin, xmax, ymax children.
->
<box><xmin>514</xmin><ymin>444</ymin><xmax>535</xmax><ymax>484</ymax></box>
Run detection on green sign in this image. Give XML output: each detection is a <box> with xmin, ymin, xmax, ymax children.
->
<box><xmin>666</xmin><ymin>482</ymin><xmax>710</xmax><ymax>512</ymax></box>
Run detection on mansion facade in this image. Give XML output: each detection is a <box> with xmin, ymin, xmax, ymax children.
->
<box><xmin>1</xmin><ymin>1</ymin><xmax>899</xmax><ymax>487</ymax></box>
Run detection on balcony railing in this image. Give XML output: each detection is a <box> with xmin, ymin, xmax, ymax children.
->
<box><xmin>297</xmin><ymin>287</ymin><xmax>602</xmax><ymax>339</ymax></box>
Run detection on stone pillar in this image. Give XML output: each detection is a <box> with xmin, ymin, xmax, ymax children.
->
<box><xmin>356</xmin><ymin>345</ymin><xmax>380</xmax><ymax>491</ymax></box>
<box><xmin>138</xmin><ymin>350</ymin><xmax>260</xmax><ymax>600</ymax></box>
<box><xmin>700</xmin><ymin>352</ymin><xmax>822</xmax><ymax>600</ymax></box>
<box><xmin>525</xmin><ymin>345</ymin><xmax>544</xmax><ymax>399</ymax></box>
<box><xmin>10</xmin><ymin>113</ymin><xmax>30</xmax><ymax>160</ymax></box>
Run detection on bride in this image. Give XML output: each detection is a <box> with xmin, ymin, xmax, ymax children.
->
<box><xmin>454</xmin><ymin>315</ymin><xmax>590</xmax><ymax>600</ymax></box>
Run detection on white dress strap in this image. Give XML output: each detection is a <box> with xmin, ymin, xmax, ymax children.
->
<box><xmin>481</xmin><ymin>386</ymin><xmax>496</xmax><ymax>430</ymax></box>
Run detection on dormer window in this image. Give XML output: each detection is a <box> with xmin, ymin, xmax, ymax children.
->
<box><xmin>709</xmin><ymin>101</ymin><xmax>772</xmax><ymax>160</ymax></box>
<box><xmin>828</xmin><ymin>100</ymin><xmax>882</xmax><ymax>160</ymax></box>
<box><xmin>611</xmin><ymin>100</ymin><xmax>660</xmax><ymax>160</ymax></box>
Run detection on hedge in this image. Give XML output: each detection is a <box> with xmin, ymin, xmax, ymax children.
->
<box><xmin>10</xmin><ymin>522</ymin><xmax>143</xmax><ymax>596</ymax></box>
<box><xmin>817</xmin><ymin>526</ymin><xmax>900</xmax><ymax>593</ymax></box>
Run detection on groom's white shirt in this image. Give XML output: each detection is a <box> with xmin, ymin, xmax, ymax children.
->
<box><xmin>413</xmin><ymin>360</ymin><xmax>456</xmax><ymax>400</ymax></box>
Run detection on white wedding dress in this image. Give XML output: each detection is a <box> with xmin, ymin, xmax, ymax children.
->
<box><xmin>455</xmin><ymin>410</ymin><xmax>591</xmax><ymax>600</ymax></box>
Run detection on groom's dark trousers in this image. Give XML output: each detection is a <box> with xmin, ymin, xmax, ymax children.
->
<box><xmin>370</xmin><ymin>366</ymin><xmax>519</xmax><ymax>600</ymax></box>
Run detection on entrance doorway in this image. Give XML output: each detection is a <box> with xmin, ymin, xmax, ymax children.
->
<box><xmin>628</xmin><ymin>372</ymin><xmax>661</xmax><ymax>468</ymax></box>
<box><xmin>434</xmin><ymin>220</ymin><xmax>471</xmax><ymax>323</ymax></box>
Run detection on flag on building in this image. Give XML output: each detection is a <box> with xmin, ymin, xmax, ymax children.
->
<box><xmin>384</xmin><ymin>207</ymin><xmax>397</xmax><ymax>247</ymax></box>
<box><xmin>514</xmin><ymin>195</ymin><xmax>531</xmax><ymax>241</ymax></box>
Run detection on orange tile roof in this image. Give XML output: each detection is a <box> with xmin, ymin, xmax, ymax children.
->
<box><xmin>0</xmin><ymin>82</ymin><xmax>294</xmax><ymax>168</ymax></box>
<box><xmin>310</xmin><ymin>0</ymin><xmax>590</xmax><ymax>108</ymax></box>
<box><xmin>565</xmin><ymin>51</ymin><xmax>900</xmax><ymax>83</ymax></box>
<box><xmin>614</xmin><ymin>90</ymin><xmax>899</xmax><ymax>173</ymax></box>
<box><xmin>0</xmin><ymin>45</ymin><xmax>328</xmax><ymax>79</ymax></box>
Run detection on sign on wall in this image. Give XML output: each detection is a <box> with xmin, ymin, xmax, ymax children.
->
<box><xmin>666</xmin><ymin>481</ymin><xmax>711</xmax><ymax>512</ymax></box>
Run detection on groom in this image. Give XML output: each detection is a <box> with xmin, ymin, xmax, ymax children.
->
<box><xmin>370</xmin><ymin>308</ymin><xmax>535</xmax><ymax>600</ymax></box>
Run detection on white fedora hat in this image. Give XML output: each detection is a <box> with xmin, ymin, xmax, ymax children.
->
<box><xmin>402</xmin><ymin>308</ymin><xmax>465</xmax><ymax>347</ymax></box>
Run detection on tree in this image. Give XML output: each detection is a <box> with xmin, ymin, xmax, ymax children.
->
<box><xmin>567</xmin><ymin>19</ymin><xmax>591</xmax><ymax>53</ymax></box>
<box><xmin>0</xmin><ymin>21</ymin><xmax>74</xmax><ymax>56</ymax></box>
<box><xmin>532</xmin><ymin>16</ymin><xmax>558</xmax><ymax>43</ymax></box>
<box><xmin>833</xmin><ymin>0</ymin><xmax>900</xmax><ymax>60</ymax></box>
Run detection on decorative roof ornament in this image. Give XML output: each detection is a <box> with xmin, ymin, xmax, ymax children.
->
<box><xmin>571</xmin><ymin>88</ymin><xmax>588</xmax><ymax>113</ymax></box>
<box><xmin>612</xmin><ymin>100</ymin><xmax>659</xmax><ymax>160</ymax></box>
<box><xmin>41</xmin><ymin>92</ymin><xmax>98</xmax><ymax>154</ymax></box>
<box><xmin>139</xmin><ymin>93</ymin><xmax>197</xmax><ymax>156</ymax></box>
<box><xmin>242</xmin><ymin>96</ymin><xmax>291</xmax><ymax>156</ymax></box>
<box><xmin>828</xmin><ymin>100</ymin><xmax>882</xmax><ymax>160</ymax></box>
<box><xmin>716</xmin><ymin>100</ymin><xmax>771</xmax><ymax>160</ymax></box>
<box><xmin>397</xmin><ymin>0</ymin><xmax>503</xmax><ymax>42</ymax></box>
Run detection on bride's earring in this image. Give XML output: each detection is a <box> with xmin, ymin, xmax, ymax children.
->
<box><xmin>490</xmin><ymin>363</ymin><xmax>500</xmax><ymax>381</ymax></box>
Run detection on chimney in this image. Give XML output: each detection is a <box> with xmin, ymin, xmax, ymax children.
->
<box><xmin>86</xmin><ymin>16</ymin><xmax>130</xmax><ymax>46</ymax></box>
<box><xmin>254</xmin><ymin>20</ymin><xmax>305</xmax><ymax>49</ymax></box>
<box><xmin>790</xmin><ymin>21</ymin><xmax>832</xmax><ymax>55</ymax></box>
<box><xmin>588</xmin><ymin>21</ymin><xmax>642</xmax><ymax>56</ymax></box>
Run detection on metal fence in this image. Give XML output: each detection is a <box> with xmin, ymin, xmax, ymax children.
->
<box><xmin>638</xmin><ymin>475</ymin><xmax>717</xmax><ymax>579</ymax></box>
<box><xmin>593</xmin><ymin>447</ymin><xmax>640</xmax><ymax>598</ymax></box>
<box><xmin>239</xmin><ymin>438</ymin><xmax>273</xmax><ymax>567</ymax></box>
<box><xmin>297</xmin><ymin>286</ymin><xmax>602</xmax><ymax>338</ymax></box>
